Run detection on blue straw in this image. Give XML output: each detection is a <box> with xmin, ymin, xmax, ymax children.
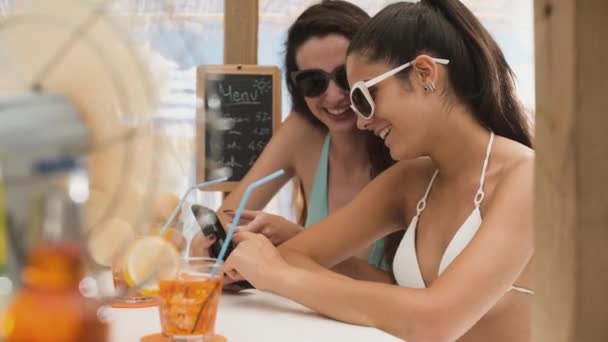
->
<box><xmin>158</xmin><ymin>176</ymin><xmax>228</xmax><ymax>236</ymax></box>
<box><xmin>210</xmin><ymin>169</ymin><xmax>285</xmax><ymax>276</ymax></box>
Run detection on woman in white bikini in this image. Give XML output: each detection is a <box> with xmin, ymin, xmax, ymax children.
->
<box><xmin>223</xmin><ymin>1</ymin><xmax>534</xmax><ymax>340</ymax></box>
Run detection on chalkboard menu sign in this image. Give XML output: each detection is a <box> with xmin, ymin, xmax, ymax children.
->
<box><xmin>196</xmin><ymin>65</ymin><xmax>281</xmax><ymax>191</ymax></box>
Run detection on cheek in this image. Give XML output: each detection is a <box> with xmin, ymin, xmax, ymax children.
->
<box><xmin>377</xmin><ymin>97</ymin><xmax>429</xmax><ymax>156</ymax></box>
<box><xmin>393</xmin><ymin>103</ymin><xmax>434</xmax><ymax>159</ymax></box>
<box><xmin>375</xmin><ymin>91</ymin><xmax>410</xmax><ymax>124</ymax></box>
<box><xmin>303</xmin><ymin>97</ymin><xmax>323</xmax><ymax>117</ymax></box>
<box><xmin>383</xmin><ymin>93</ymin><xmax>427</xmax><ymax>128</ymax></box>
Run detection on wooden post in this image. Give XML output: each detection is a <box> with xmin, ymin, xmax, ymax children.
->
<box><xmin>222</xmin><ymin>0</ymin><xmax>259</xmax><ymax>199</ymax></box>
<box><xmin>224</xmin><ymin>0</ymin><xmax>259</xmax><ymax>65</ymax></box>
<box><xmin>534</xmin><ymin>0</ymin><xmax>608</xmax><ymax>341</ymax></box>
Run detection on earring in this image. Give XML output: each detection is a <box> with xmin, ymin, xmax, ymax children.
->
<box><xmin>423</xmin><ymin>84</ymin><xmax>431</xmax><ymax>92</ymax></box>
<box><xmin>429</xmin><ymin>80</ymin><xmax>436</xmax><ymax>92</ymax></box>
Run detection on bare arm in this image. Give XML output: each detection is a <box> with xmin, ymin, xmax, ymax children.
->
<box><xmin>331</xmin><ymin>258</ymin><xmax>394</xmax><ymax>283</ymax></box>
<box><xmin>275</xmin><ymin>161</ymin><xmax>414</xmax><ymax>283</ymax></box>
<box><xmin>217</xmin><ymin>113</ymin><xmax>321</xmax><ymax>227</ymax></box>
<box><xmin>218</xmin><ymin>112</ymin><xmax>393</xmax><ymax>283</ymax></box>
<box><xmin>191</xmin><ymin>113</ymin><xmax>319</xmax><ymax>256</ymax></box>
<box><xmin>276</xmin><ymin>243</ymin><xmax>395</xmax><ymax>283</ymax></box>
<box><xmin>277</xmin><ymin>160</ymin><xmax>412</xmax><ymax>266</ymax></box>
<box><xmin>261</xmin><ymin>159</ymin><xmax>534</xmax><ymax>341</ymax></box>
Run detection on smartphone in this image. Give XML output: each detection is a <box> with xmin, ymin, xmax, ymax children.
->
<box><xmin>190</xmin><ymin>204</ymin><xmax>254</xmax><ymax>289</ymax></box>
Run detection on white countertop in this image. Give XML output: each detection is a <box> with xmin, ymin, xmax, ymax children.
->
<box><xmin>109</xmin><ymin>290</ymin><xmax>401</xmax><ymax>342</ymax></box>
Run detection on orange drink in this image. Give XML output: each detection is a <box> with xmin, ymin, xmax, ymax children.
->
<box><xmin>2</xmin><ymin>243</ymin><xmax>108</xmax><ymax>342</ymax></box>
<box><xmin>158</xmin><ymin>258</ymin><xmax>223</xmax><ymax>339</ymax></box>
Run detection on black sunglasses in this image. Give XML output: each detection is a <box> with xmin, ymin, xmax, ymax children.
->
<box><xmin>290</xmin><ymin>65</ymin><xmax>349</xmax><ymax>98</ymax></box>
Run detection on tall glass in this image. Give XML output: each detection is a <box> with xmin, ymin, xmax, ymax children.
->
<box><xmin>158</xmin><ymin>257</ymin><xmax>223</xmax><ymax>340</ymax></box>
<box><xmin>112</xmin><ymin>225</ymin><xmax>187</xmax><ymax>304</ymax></box>
<box><xmin>111</xmin><ymin>250</ymin><xmax>155</xmax><ymax>304</ymax></box>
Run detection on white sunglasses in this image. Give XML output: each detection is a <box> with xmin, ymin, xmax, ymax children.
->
<box><xmin>349</xmin><ymin>57</ymin><xmax>450</xmax><ymax>120</ymax></box>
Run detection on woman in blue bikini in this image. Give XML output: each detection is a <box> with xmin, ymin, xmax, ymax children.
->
<box><xmin>193</xmin><ymin>1</ymin><xmax>394</xmax><ymax>281</ymax></box>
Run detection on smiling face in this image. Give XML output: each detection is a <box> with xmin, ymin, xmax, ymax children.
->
<box><xmin>346</xmin><ymin>53</ymin><xmax>448</xmax><ymax>161</ymax></box>
<box><xmin>295</xmin><ymin>34</ymin><xmax>358</xmax><ymax>133</ymax></box>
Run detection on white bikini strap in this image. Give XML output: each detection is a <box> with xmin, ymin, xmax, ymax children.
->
<box><xmin>416</xmin><ymin>169</ymin><xmax>439</xmax><ymax>216</ymax></box>
<box><xmin>474</xmin><ymin>131</ymin><xmax>495</xmax><ymax>207</ymax></box>
<box><xmin>510</xmin><ymin>285</ymin><xmax>535</xmax><ymax>295</ymax></box>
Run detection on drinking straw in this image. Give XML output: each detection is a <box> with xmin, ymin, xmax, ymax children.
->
<box><xmin>158</xmin><ymin>176</ymin><xmax>228</xmax><ymax>236</ymax></box>
<box><xmin>210</xmin><ymin>169</ymin><xmax>285</xmax><ymax>276</ymax></box>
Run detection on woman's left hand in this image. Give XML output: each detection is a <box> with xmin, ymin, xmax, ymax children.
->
<box><xmin>223</xmin><ymin>231</ymin><xmax>291</xmax><ymax>291</ymax></box>
<box><xmin>224</xmin><ymin>209</ymin><xmax>304</xmax><ymax>245</ymax></box>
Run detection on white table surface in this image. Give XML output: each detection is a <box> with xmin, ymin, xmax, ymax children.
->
<box><xmin>109</xmin><ymin>290</ymin><xmax>401</xmax><ymax>342</ymax></box>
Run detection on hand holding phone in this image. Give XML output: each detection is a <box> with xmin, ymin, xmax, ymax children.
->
<box><xmin>191</xmin><ymin>204</ymin><xmax>254</xmax><ymax>289</ymax></box>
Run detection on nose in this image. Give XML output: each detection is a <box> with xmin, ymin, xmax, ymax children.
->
<box><xmin>323</xmin><ymin>79</ymin><xmax>347</xmax><ymax>104</ymax></box>
<box><xmin>356</xmin><ymin>112</ymin><xmax>373</xmax><ymax>131</ymax></box>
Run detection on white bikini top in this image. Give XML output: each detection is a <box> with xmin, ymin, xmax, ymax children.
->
<box><xmin>393</xmin><ymin>132</ymin><xmax>533</xmax><ymax>295</ymax></box>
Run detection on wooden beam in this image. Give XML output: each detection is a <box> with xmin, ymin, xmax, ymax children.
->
<box><xmin>224</xmin><ymin>0</ymin><xmax>259</xmax><ymax>64</ymax></box>
<box><xmin>222</xmin><ymin>0</ymin><xmax>259</xmax><ymax>198</ymax></box>
<box><xmin>534</xmin><ymin>0</ymin><xmax>608</xmax><ymax>341</ymax></box>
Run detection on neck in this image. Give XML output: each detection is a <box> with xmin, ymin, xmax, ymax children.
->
<box><xmin>427</xmin><ymin>106</ymin><xmax>492</xmax><ymax>183</ymax></box>
<box><xmin>329</xmin><ymin>129</ymin><xmax>370</xmax><ymax>173</ymax></box>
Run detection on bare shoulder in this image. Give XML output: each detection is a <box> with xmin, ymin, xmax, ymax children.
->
<box><xmin>486</xmin><ymin>136</ymin><xmax>535</xmax><ymax>210</ymax></box>
<box><xmin>280</xmin><ymin>112</ymin><xmax>325</xmax><ymax>141</ymax></box>
<box><xmin>269</xmin><ymin>112</ymin><xmax>324</xmax><ymax>165</ymax></box>
<box><xmin>494</xmin><ymin>136</ymin><xmax>534</xmax><ymax>184</ymax></box>
<box><xmin>280</xmin><ymin>112</ymin><xmax>327</xmax><ymax>160</ymax></box>
<box><xmin>477</xmin><ymin>138</ymin><xmax>535</xmax><ymax>257</ymax></box>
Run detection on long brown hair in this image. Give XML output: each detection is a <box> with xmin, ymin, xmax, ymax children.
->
<box><xmin>348</xmin><ymin>0</ymin><xmax>533</xmax><ymax>266</ymax></box>
<box><xmin>286</xmin><ymin>1</ymin><xmax>395</xmax><ymax>224</ymax></box>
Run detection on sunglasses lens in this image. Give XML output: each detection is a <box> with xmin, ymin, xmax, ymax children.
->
<box><xmin>351</xmin><ymin>87</ymin><xmax>373</xmax><ymax>118</ymax></box>
<box><xmin>294</xmin><ymin>70</ymin><xmax>329</xmax><ymax>97</ymax></box>
<box><xmin>334</xmin><ymin>66</ymin><xmax>350</xmax><ymax>92</ymax></box>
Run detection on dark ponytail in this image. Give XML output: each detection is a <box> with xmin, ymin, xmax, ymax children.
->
<box><xmin>423</xmin><ymin>0</ymin><xmax>532</xmax><ymax>148</ymax></box>
<box><xmin>348</xmin><ymin>0</ymin><xmax>532</xmax><ymax>266</ymax></box>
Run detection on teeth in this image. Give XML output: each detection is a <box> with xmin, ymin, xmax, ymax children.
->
<box><xmin>327</xmin><ymin>107</ymin><xmax>349</xmax><ymax>116</ymax></box>
<box><xmin>379</xmin><ymin>127</ymin><xmax>391</xmax><ymax>140</ymax></box>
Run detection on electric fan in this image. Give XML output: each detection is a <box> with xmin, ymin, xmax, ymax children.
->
<box><xmin>0</xmin><ymin>0</ymin><xmax>165</xmax><ymax>279</ymax></box>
